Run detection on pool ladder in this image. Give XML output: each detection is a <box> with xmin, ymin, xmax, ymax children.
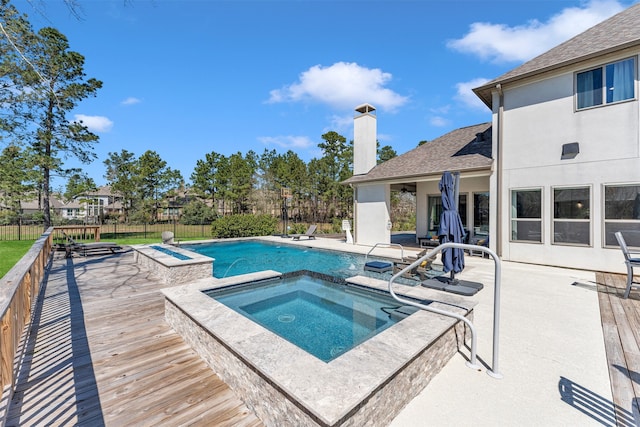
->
<box><xmin>388</xmin><ymin>242</ymin><xmax>503</xmax><ymax>379</ymax></box>
<box><xmin>363</xmin><ymin>242</ymin><xmax>405</xmax><ymax>265</ymax></box>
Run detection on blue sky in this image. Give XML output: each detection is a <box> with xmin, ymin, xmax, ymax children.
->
<box><xmin>11</xmin><ymin>0</ymin><xmax>638</xmax><ymax>189</ymax></box>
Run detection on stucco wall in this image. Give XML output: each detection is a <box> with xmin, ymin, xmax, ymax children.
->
<box><xmin>354</xmin><ymin>184</ymin><xmax>390</xmax><ymax>246</ymax></box>
<box><xmin>497</xmin><ymin>53</ymin><xmax>640</xmax><ymax>273</ymax></box>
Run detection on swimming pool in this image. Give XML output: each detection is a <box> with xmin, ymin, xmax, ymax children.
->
<box><xmin>182</xmin><ymin>239</ymin><xmax>445</xmax><ymax>283</ymax></box>
<box><xmin>183</xmin><ymin>240</ymin><xmax>367</xmax><ymax>278</ymax></box>
<box><xmin>206</xmin><ymin>272</ymin><xmax>418</xmax><ymax>362</ymax></box>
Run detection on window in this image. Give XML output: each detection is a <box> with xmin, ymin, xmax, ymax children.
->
<box><xmin>604</xmin><ymin>184</ymin><xmax>640</xmax><ymax>248</ymax></box>
<box><xmin>577</xmin><ymin>57</ymin><xmax>635</xmax><ymax>109</ymax></box>
<box><xmin>473</xmin><ymin>192</ymin><xmax>490</xmax><ymax>236</ymax></box>
<box><xmin>552</xmin><ymin>186</ymin><xmax>591</xmax><ymax>245</ymax></box>
<box><xmin>511</xmin><ymin>189</ymin><xmax>542</xmax><ymax>242</ymax></box>
<box><xmin>427</xmin><ymin>194</ymin><xmax>467</xmax><ymax>234</ymax></box>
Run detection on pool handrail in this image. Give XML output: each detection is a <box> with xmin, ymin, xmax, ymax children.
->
<box><xmin>388</xmin><ymin>242</ymin><xmax>503</xmax><ymax>379</ymax></box>
<box><xmin>364</xmin><ymin>242</ymin><xmax>404</xmax><ymax>264</ymax></box>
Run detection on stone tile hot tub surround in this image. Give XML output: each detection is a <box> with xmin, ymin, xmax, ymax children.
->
<box><xmin>132</xmin><ymin>244</ymin><xmax>214</xmax><ymax>285</ymax></box>
<box><xmin>163</xmin><ymin>271</ymin><xmax>476</xmax><ymax>427</ymax></box>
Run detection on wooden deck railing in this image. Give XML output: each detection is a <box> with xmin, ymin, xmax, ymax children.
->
<box><xmin>0</xmin><ymin>227</ymin><xmax>53</xmax><ymax>402</ymax></box>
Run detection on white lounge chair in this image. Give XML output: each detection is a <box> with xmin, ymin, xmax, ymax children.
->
<box><xmin>292</xmin><ymin>225</ymin><xmax>317</xmax><ymax>240</ymax></box>
<box><xmin>615</xmin><ymin>231</ymin><xmax>640</xmax><ymax>298</ymax></box>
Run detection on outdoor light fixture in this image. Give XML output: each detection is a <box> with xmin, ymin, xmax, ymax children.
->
<box><xmin>561</xmin><ymin>142</ymin><xmax>579</xmax><ymax>160</ymax></box>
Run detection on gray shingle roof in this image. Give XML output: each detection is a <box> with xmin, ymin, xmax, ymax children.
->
<box><xmin>474</xmin><ymin>3</ymin><xmax>640</xmax><ymax>107</ymax></box>
<box><xmin>343</xmin><ymin>122</ymin><xmax>492</xmax><ymax>185</ymax></box>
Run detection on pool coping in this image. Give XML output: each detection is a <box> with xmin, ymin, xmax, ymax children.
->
<box><xmin>162</xmin><ymin>270</ymin><xmax>477</xmax><ymax>426</ymax></box>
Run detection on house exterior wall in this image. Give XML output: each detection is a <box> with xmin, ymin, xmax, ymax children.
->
<box><xmin>354</xmin><ymin>184</ymin><xmax>390</xmax><ymax>246</ymax></box>
<box><xmin>495</xmin><ymin>52</ymin><xmax>640</xmax><ymax>273</ymax></box>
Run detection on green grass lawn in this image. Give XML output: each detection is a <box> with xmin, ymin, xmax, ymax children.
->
<box><xmin>0</xmin><ymin>241</ymin><xmax>36</xmax><ymax>279</ymax></box>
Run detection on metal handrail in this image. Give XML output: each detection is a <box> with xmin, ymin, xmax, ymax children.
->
<box><xmin>364</xmin><ymin>242</ymin><xmax>404</xmax><ymax>264</ymax></box>
<box><xmin>388</xmin><ymin>242</ymin><xmax>503</xmax><ymax>379</ymax></box>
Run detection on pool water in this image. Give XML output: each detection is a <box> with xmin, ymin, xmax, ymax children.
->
<box><xmin>183</xmin><ymin>240</ymin><xmax>368</xmax><ymax>278</ymax></box>
<box><xmin>150</xmin><ymin>245</ymin><xmax>192</xmax><ymax>260</ymax></box>
<box><xmin>205</xmin><ymin>273</ymin><xmax>418</xmax><ymax>362</ymax></box>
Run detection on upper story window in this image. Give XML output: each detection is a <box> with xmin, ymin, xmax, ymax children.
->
<box><xmin>576</xmin><ymin>57</ymin><xmax>636</xmax><ymax>109</ymax></box>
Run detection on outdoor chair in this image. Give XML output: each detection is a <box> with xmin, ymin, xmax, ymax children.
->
<box><xmin>292</xmin><ymin>224</ymin><xmax>317</xmax><ymax>240</ymax></box>
<box><xmin>64</xmin><ymin>232</ymin><xmax>122</xmax><ymax>258</ymax></box>
<box><xmin>393</xmin><ymin>249</ymin><xmax>436</xmax><ymax>279</ymax></box>
<box><xmin>615</xmin><ymin>231</ymin><xmax>640</xmax><ymax>298</ymax></box>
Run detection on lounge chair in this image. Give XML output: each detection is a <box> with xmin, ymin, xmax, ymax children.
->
<box><xmin>64</xmin><ymin>232</ymin><xmax>122</xmax><ymax>258</ymax></box>
<box><xmin>615</xmin><ymin>231</ymin><xmax>640</xmax><ymax>298</ymax></box>
<box><xmin>292</xmin><ymin>224</ymin><xmax>317</xmax><ymax>240</ymax></box>
<box><xmin>393</xmin><ymin>249</ymin><xmax>436</xmax><ymax>279</ymax></box>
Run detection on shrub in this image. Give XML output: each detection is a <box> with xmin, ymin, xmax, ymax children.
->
<box><xmin>211</xmin><ymin>214</ymin><xmax>278</xmax><ymax>238</ymax></box>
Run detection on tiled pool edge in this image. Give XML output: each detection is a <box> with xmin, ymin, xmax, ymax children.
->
<box><xmin>132</xmin><ymin>244</ymin><xmax>213</xmax><ymax>285</ymax></box>
<box><xmin>163</xmin><ymin>274</ymin><xmax>475</xmax><ymax>427</ymax></box>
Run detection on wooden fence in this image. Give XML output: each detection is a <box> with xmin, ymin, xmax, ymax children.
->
<box><xmin>0</xmin><ymin>228</ymin><xmax>53</xmax><ymax>404</ymax></box>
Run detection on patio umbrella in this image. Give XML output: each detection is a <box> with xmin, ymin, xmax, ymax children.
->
<box><xmin>438</xmin><ymin>171</ymin><xmax>465</xmax><ymax>277</ymax></box>
<box><xmin>422</xmin><ymin>171</ymin><xmax>483</xmax><ymax>296</ymax></box>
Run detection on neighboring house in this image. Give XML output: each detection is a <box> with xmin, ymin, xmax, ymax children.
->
<box><xmin>59</xmin><ymin>199</ymin><xmax>84</xmax><ymax>221</ymax></box>
<box><xmin>20</xmin><ymin>194</ymin><xmax>65</xmax><ymax>218</ymax></box>
<box><xmin>70</xmin><ymin>186</ymin><xmax>124</xmax><ymax>223</ymax></box>
<box><xmin>346</xmin><ymin>3</ymin><xmax>640</xmax><ymax>273</ymax></box>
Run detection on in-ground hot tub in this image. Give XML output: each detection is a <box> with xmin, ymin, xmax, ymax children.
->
<box><xmin>132</xmin><ymin>244</ymin><xmax>213</xmax><ymax>285</ymax></box>
<box><xmin>163</xmin><ymin>270</ymin><xmax>476</xmax><ymax>427</ymax></box>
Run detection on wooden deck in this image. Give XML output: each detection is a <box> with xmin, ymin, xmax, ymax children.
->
<box><xmin>596</xmin><ymin>271</ymin><xmax>640</xmax><ymax>427</ymax></box>
<box><xmin>4</xmin><ymin>249</ymin><xmax>263</xmax><ymax>427</ymax></box>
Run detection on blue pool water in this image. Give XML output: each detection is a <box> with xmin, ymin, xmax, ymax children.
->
<box><xmin>206</xmin><ymin>273</ymin><xmax>418</xmax><ymax>362</ymax></box>
<box><xmin>150</xmin><ymin>245</ymin><xmax>192</xmax><ymax>260</ymax></box>
<box><xmin>183</xmin><ymin>240</ymin><xmax>368</xmax><ymax>278</ymax></box>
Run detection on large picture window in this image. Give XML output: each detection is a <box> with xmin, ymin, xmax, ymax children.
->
<box><xmin>604</xmin><ymin>184</ymin><xmax>640</xmax><ymax>248</ymax></box>
<box><xmin>552</xmin><ymin>186</ymin><xmax>591</xmax><ymax>246</ymax></box>
<box><xmin>511</xmin><ymin>189</ymin><xmax>542</xmax><ymax>242</ymax></box>
<box><xmin>577</xmin><ymin>57</ymin><xmax>635</xmax><ymax>109</ymax></box>
<box><xmin>428</xmin><ymin>194</ymin><xmax>467</xmax><ymax>235</ymax></box>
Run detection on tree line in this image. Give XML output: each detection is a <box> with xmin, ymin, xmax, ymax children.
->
<box><xmin>98</xmin><ymin>129</ymin><xmax>396</xmax><ymax>226</ymax></box>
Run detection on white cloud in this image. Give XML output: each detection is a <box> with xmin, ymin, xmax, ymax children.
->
<box><xmin>447</xmin><ymin>0</ymin><xmax>625</xmax><ymax>63</ymax></box>
<box><xmin>429</xmin><ymin>116</ymin><xmax>451</xmax><ymax>127</ymax></box>
<box><xmin>455</xmin><ymin>78</ymin><xmax>490</xmax><ymax>110</ymax></box>
<box><xmin>267</xmin><ymin>62</ymin><xmax>409</xmax><ymax>112</ymax></box>
<box><xmin>73</xmin><ymin>114</ymin><xmax>113</xmax><ymax>132</ymax></box>
<box><xmin>258</xmin><ymin>135</ymin><xmax>315</xmax><ymax>150</ymax></box>
<box><xmin>121</xmin><ymin>97</ymin><xmax>141</xmax><ymax>105</ymax></box>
